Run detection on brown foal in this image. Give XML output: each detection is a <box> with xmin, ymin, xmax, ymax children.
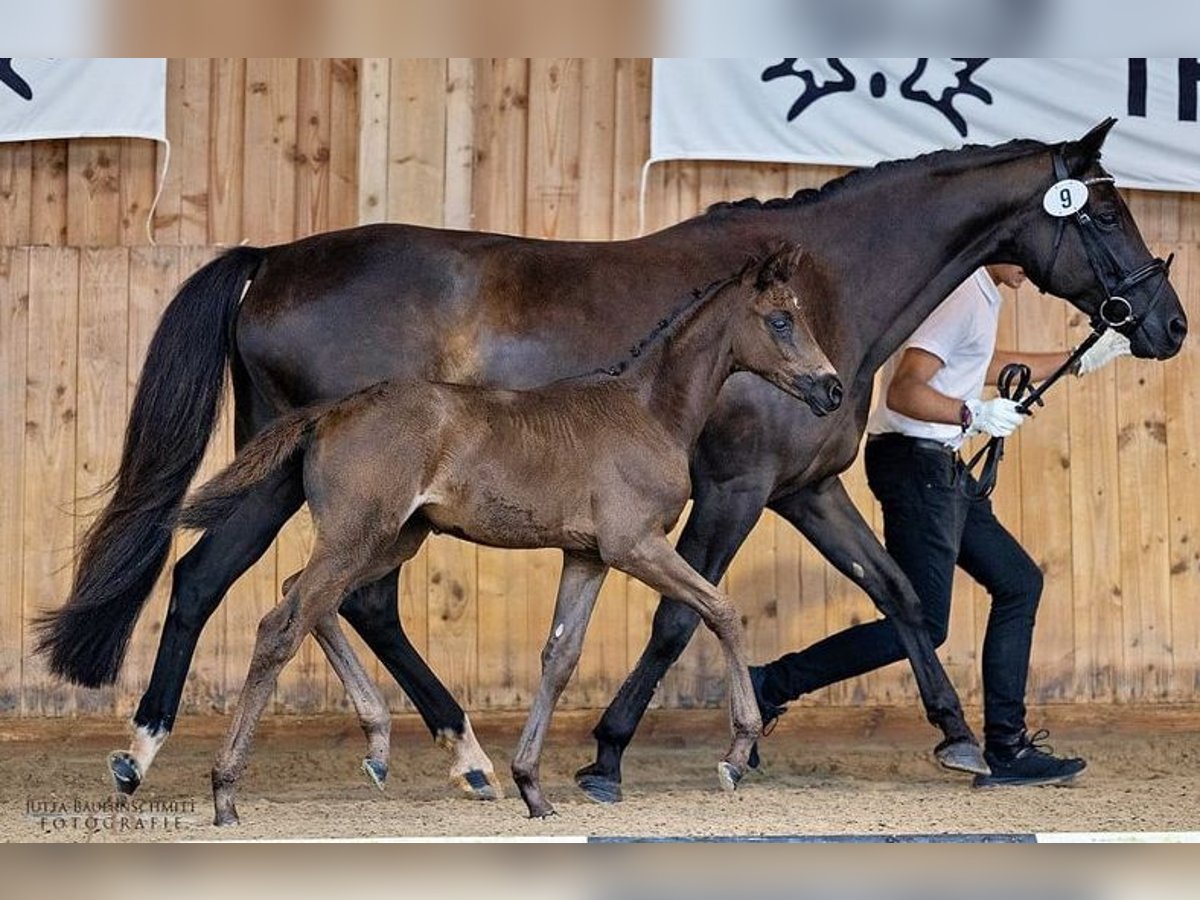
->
<box><xmin>181</xmin><ymin>246</ymin><xmax>842</xmax><ymax>823</ymax></box>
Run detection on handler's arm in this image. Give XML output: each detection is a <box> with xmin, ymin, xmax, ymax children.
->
<box><xmin>985</xmin><ymin>350</ymin><xmax>1071</xmax><ymax>385</ymax></box>
<box><xmin>886</xmin><ymin>347</ymin><xmax>963</xmax><ymax>426</ymax></box>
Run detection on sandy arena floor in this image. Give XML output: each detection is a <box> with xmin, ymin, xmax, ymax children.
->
<box><xmin>1</xmin><ymin>705</ymin><xmax>1196</xmax><ymax>842</ymax></box>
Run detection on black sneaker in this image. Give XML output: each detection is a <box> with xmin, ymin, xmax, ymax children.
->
<box><xmin>746</xmin><ymin>665</ymin><xmax>788</xmax><ymax>770</ymax></box>
<box><xmin>972</xmin><ymin>729</ymin><xmax>1086</xmax><ymax>788</ymax></box>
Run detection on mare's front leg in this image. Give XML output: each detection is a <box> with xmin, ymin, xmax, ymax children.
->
<box><xmin>768</xmin><ymin>477</ymin><xmax>986</xmax><ymax>773</ymax></box>
<box><xmin>576</xmin><ymin>477</ymin><xmax>770</xmax><ymax>802</ymax></box>
<box><xmin>311</xmin><ymin>613</ymin><xmax>391</xmax><ymax>790</ymax></box>
<box><xmin>610</xmin><ymin>535</ymin><xmax>761</xmax><ymax>792</ymax></box>
<box><xmin>338</xmin><ymin>571</ymin><xmax>501</xmax><ymax>799</ymax></box>
<box><xmin>512</xmin><ymin>551</ymin><xmax>608</xmax><ymax>818</ymax></box>
<box><xmin>112</xmin><ymin>466</ymin><xmax>304</xmax><ymax>795</ymax></box>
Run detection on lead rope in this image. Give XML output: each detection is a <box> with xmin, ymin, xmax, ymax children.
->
<box><xmin>958</xmin><ymin>328</ymin><xmax>1105</xmax><ymax>500</ymax></box>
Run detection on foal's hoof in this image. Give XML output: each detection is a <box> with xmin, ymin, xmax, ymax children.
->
<box><xmin>574</xmin><ymin>765</ymin><xmax>623</xmax><ymax>804</ymax></box>
<box><xmin>108</xmin><ymin>751</ymin><xmax>143</xmax><ymax>796</ymax></box>
<box><xmin>454</xmin><ymin>768</ymin><xmax>503</xmax><ymax>801</ymax></box>
<box><xmin>362</xmin><ymin>758</ymin><xmax>388</xmax><ymax>791</ymax></box>
<box><xmin>527</xmin><ymin>804</ymin><xmax>558</xmax><ymax>819</ymax></box>
<box><xmin>935</xmin><ymin>738</ymin><xmax>991</xmax><ymax>776</ymax></box>
<box><xmin>717</xmin><ymin>760</ymin><xmax>744</xmax><ymax>792</ymax></box>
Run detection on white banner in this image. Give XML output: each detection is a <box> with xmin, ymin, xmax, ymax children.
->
<box><xmin>651</xmin><ymin>59</ymin><xmax>1200</xmax><ymax>193</ymax></box>
<box><xmin>0</xmin><ymin>58</ymin><xmax>166</xmax><ymax>143</ymax></box>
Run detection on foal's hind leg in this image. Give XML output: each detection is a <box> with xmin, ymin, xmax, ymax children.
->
<box><xmin>512</xmin><ymin>551</ymin><xmax>608</xmax><ymax>818</ymax></box>
<box><xmin>610</xmin><ymin>535</ymin><xmax>761</xmax><ymax>792</ymax></box>
<box><xmin>311</xmin><ymin>613</ymin><xmax>392</xmax><ymax>789</ymax></box>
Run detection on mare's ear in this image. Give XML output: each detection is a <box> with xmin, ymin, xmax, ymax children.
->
<box><xmin>1063</xmin><ymin>117</ymin><xmax>1117</xmax><ymax>175</ymax></box>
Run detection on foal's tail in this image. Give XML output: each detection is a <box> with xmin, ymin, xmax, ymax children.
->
<box><xmin>35</xmin><ymin>246</ymin><xmax>265</xmax><ymax>687</ymax></box>
<box><xmin>179</xmin><ymin>405</ymin><xmax>328</xmax><ymax>533</ymax></box>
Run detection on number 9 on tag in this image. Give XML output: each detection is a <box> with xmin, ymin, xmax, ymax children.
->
<box><xmin>1043</xmin><ymin>179</ymin><xmax>1089</xmax><ymax>217</ymax></box>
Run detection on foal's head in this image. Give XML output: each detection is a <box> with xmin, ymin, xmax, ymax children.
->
<box><xmin>729</xmin><ymin>246</ymin><xmax>843</xmax><ymax>417</ymax></box>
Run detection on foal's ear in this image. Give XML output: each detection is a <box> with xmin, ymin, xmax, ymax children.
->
<box><xmin>1064</xmin><ymin>117</ymin><xmax>1117</xmax><ymax>174</ymax></box>
<box><xmin>756</xmin><ymin>244</ymin><xmax>804</xmax><ymax>289</ymax></box>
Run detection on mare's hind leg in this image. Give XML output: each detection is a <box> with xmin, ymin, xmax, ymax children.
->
<box><xmin>609</xmin><ymin>534</ymin><xmax>761</xmax><ymax>793</ymax></box>
<box><xmin>512</xmin><ymin>551</ymin><xmax>608</xmax><ymax>818</ymax></box>
<box><xmin>311</xmin><ymin>613</ymin><xmax>391</xmax><ymax>789</ymax></box>
<box><xmin>112</xmin><ymin>466</ymin><xmax>304</xmax><ymax>795</ymax></box>
<box><xmin>339</xmin><ymin>571</ymin><xmax>502</xmax><ymax>799</ymax></box>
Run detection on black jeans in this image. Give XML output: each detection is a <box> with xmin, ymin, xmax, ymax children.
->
<box><xmin>760</xmin><ymin>433</ymin><xmax>1044</xmax><ymax>743</ymax></box>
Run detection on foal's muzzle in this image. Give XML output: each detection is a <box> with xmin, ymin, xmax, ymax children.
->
<box><xmin>796</xmin><ymin>372</ymin><xmax>843</xmax><ymax>416</ymax></box>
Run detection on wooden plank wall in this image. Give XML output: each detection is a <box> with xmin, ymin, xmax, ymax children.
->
<box><xmin>0</xmin><ymin>58</ymin><xmax>1198</xmax><ymax>717</ymax></box>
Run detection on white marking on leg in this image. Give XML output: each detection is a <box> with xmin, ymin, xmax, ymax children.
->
<box><xmin>129</xmin><ymin>724</ymin><xmax>169</xmax><ymax>774</ymax></box>
<box><xmin>438</xmin><ymin>714</ymin><xmax>503</xmax><ymax>798</ymax></box>
<box><xmin>554</xmin><ymin>622</ymin><xmax>564</xmax><ymax>639</ymax></box>
<box><xmin>851</xmin><ymin>561</ymin><xmax>865</xmax><ymax>580</ymax></box>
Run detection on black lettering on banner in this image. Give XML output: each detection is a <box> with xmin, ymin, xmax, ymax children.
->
<box><xmin>1128</xmin><ymin>58</ymin><xmax>1148</xmax><ymax>117</ymax></box>
<box><xmin>0</xmin><ymin>58</ymin><xmax>32</xmax><ymax>100</ymax></box>
<box><xmin>1180</xmin><ymin>58</ymin><xmax>1200</xmax><ymax>122</ymax></box>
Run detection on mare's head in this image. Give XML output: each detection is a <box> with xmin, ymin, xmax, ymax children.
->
<box><xmin>1008</xmin><ymin>118</ymin><xmax>1186</xmax><ymax>359</ymax></box>
<box><xmin>728</xmin><ymin>246</ymin><xmax>842</xmax><ymax>416</ymax></box>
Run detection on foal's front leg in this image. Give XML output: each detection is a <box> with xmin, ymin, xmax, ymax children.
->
<box><xmin>612</xmin><ymin>535</ymin><xmax>761</xmax><ymax>790</ymax></box>
<box><xmin>512</xmin><ymin>551</ymin><xmax>609</xmax><ymax>818</ymax></box>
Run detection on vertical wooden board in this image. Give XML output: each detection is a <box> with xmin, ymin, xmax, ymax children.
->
<box><xmin>175</xmin><ymin>58</ymin><xmax>214</xmax><ymax>245</ymax></box>
<box><xmin>525</xmin><ymin>59</ymin><xmax>582</xmax><ymax>239</ymax></box>
<box><xmin>425</xmin><ymin>534</ymin><xmax>478</xmax><ymax>708</ymax></box>
<box><xmin>443</xmin><ymin>58</ymin><xmax>475</xmax><ymax>231</ymax></box>
<box><xmin>118</xmin><ymin>138</ymin><xmax>157</xmax><ymax>246</ymax></box>
<box><xmin>522</xmin><ymin>547</ymin><xmax>560</xmax><ymax>705</ymax></box>
<box><xmin>471</xmin><ymin>59</ymin><xmax>529</xmax><ymax>237</ymax></box>
<box><xmin>387</xmin><ymin>59</ymin><xmax>446</xmax><ymax>227</ymax></box>
<box><xmin>209</xmin><ymin>58</ymin><xmax>246</xmax><ymax>244</ymax></box>
<box><xmin>151</xmin><ymin>60</ymin><xmax>187</xmax><ymax>245</ymax></box>
<box><xmin>1165</xmin><ymin>244</ymin><xmax>1200</xmax><ymax>700</ymax></box>
<box><xmin>572</xmin><ymin>560</ymin><xmax>627</xmax><ymax>708</ymax></box>
<box><xmin>575</xmin><ymin>58</ymin><xmax>616</xmax><ymax>240</ymax></box>
<box><xmin>725</xmin><ymin>510</ymin><xmax>779</xmax><ymax>676</ymax></box>
<box><xmin>30</xmin><ymin>140</ymin><xmax>68</xmax><ymax>246</ymax></box>
<box><xmin>294</xmin><ymin>58</ymin><xmax>332</xmax><ymax>239</ymax></box>
<box><xmin>328</xmin><ymin>59</ymin><xmax>360</xmax><ymax>231</ymax></box>
<box><xmin>357</xmin><ymin>58</ymin><xmax>390</xmax><ymax>226</ymax></box>
<box><xmin>1014</xmin><ymin>287</ymin><xmax>1075</xmax><ymax>703</ymax></box>
<box><xmin>1066</xmin><ymin>305</ymin><xmax>1122</xmax><ymax>702</ymax></box>
<box><xmin>242</xmin><ymin>58</ymin><xmax>299</xmax><ymax>244</ymax></box>
<box><xmin>1115</xmin><ymin>338</ymin><xmax>1172</xmax><ymax>701</ymax></box>
<box><xmin>22</xmin><ymin>247</ymin><xmax>78</xmax><ymax>715</ymax></box>
<box><xmin>0</xmin><ymin>141</ymin><xmax>32</xmax><ymax>246</ymax></box>
<box><xmin>66</xmin><ymin>139</ymin><xmax>121</xmax><ymax>246</ymax></box>
<box><xmin>73</xmin><ymin>248</ymin><xmax>129</xmax><ymax>715</ymax></box>
<box><xmin>475</xmin><ymin>546</ymin><xmax>528</xmax><ymax>710</ymax></box>
<box><xmin>0</xmin><ymin>249</ymin><xmax>29</xmax><ymax>712</ymax></box>
<box><xmin>611</xmin><ymin>58</ymin><xmax>651</xmax><ymax>240</ymax></box>
<box><xmin>122</xmin><ymin>247</ymin><xmax>188</xmax><ymax>715</ymax></box>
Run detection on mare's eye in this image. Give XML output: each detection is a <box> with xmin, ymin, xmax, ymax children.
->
<box><xmin>1096</xmin><ymin>211</ymin><xmax>1119</xmax><ymax>227</ymax></box>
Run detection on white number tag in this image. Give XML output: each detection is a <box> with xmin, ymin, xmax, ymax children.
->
<box><xmin>1043</xmin><ymin>179</ymin><xmax>1089</xmax><ymax>217</ymax></box>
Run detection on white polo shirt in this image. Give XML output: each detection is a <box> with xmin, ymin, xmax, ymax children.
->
<box><xmin>866</xmin><ymin>268</ymin><xmax>1003</xmax><ymax>448</ymax></box>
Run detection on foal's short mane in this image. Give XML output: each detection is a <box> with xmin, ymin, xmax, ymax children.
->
<box><xmin>586</xmin><ymin>253</ymin><xmax>768</xmax><ymax>380</ymax></box>
<box><xmin>702</xmin><ymin>138</ymin><xmax>1051</xmax><ymax>217</ymax></box>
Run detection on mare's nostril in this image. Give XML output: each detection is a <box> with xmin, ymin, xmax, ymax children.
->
<box><xmin>1168</xmin><ymin>315</ymin><xmax>1188</xmax><ymax>341</ymax></box>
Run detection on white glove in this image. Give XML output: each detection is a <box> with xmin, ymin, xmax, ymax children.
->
<box><xmin>1073</xmin><ymin>329</ymin><xmax>1132</xmax><ymax>377</ymax></box>
<box><xmin>964</xmin><ymin>397</ymin><xmax>1026</xmax><ymax>438</ymax></box>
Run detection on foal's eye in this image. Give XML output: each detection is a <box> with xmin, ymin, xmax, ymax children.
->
<box><xmin>768</xmin><ymin>313</ymin><xmax>792</xmax><ymax>333</ymax></box>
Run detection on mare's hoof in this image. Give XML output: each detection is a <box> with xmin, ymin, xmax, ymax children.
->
<box><xmin>935</xmin><ymin>738</ymin><xmax>991</xmax><ymax>776</ymax></box>
<box><xmin>213</xmin><ymin>810</ymin><xmax>240</xmax><ymax>827</ymax></box>
<box><xmin>362</xmin><ymin>758</ymin><xmax>388</xmax><ymax>791</ymax></box>
<box><xmin>717</xmin><ymin>760</ymin><xmax>744</xmax><ymax>792</ymax></box>
<box><xmin>108</xmin><ymin>751</ymin><xmax>142</xmax><ymax>796</ymax></box>
<box><xmin>528</xmin><ymin>805</ymin><xmax>558</xmax><ymax>819</ymax></box>
<box><xmin>574</xmin><ymin>765</ymin><xmax>623</xmax><ymax>804</ymax></box>
<box><xmin>454</xmin><ymin>768</ymin><xmax>502</xmax><ymax>801</ymax></box>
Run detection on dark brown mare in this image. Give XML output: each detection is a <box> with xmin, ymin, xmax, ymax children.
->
<box><xmin>38</xmin><ymin>121</ymin><xmax>1185</xmax><ymax>802</ymax></box>
<box><xmin>177</xmin><ymin>248</ymin><xmax>841</xmax><ymax>823</ymax></box>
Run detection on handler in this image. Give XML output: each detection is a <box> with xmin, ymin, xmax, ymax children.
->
<box><xmin>750</xmin><ymin>264</ymin><xmax>1130</xmax><ymax>787</ymax></box>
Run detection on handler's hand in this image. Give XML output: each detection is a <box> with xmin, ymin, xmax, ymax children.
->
<box><xmin>964</xmin><ymin>397</ymin><xmax>1026</xmax><ymax>438</ymax></box>
<box><xmin>1073</xmin><ymin>329</ymin><xmax>1132</xmax><ymax>377</ymax></box>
